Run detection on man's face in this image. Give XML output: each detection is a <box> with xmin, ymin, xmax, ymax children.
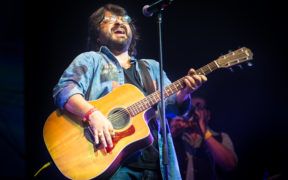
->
<box><xmin>190</xmin><ymin>97</ymin><xmax>210</xmax><ymax>124</ymax></box>
<box><xmin>191</xmin><ymin>98</ymin><xmax>206</xmax><ymax>109</ymax></box>
<box><xmin>98</xmin><ymin>11</ymin><xmax>132</xmax><ymax>52</ymax></box>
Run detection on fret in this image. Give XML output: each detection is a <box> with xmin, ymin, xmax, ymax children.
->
<box><xmin>167</xmin><ymin>84</ymin><xmax>174</xmax><ymax>94</ymax></box>
<box><xmin>135</xmin><ymin>102</ymin><xmax>141</xmax><ymax>113</ymax></box>
<box><xmin>138</xmin><ymin>102</ymin><xmax>143</xmax><ymax>112</ymax></box>
<box><xmin>173</xmin><ymin>82</ymin><xmax>179</xmax><ymax>92</ymax></box>
<box><xmin>175</xmin><ymin>79</ymin><xmax>184</xmax><ymax>90</ymax></box>
<box><xmin>151</xmin><ymin>92</ymin><xmax>158</xmax><ymax>103</ymax></box>
<box><xmin>139</xmin><ymin>100</ymin><xmax>144</xmax><ymax>111</ymax></box>
<box><xmin>147</xmin><ymin>95</ymin><xmax>154</xmax><ymax>107</ymax></box>
<box><xmin>154</xmin><ymin>92</ymin><xmax>161</xmax><ymax>103</ymax></box>
<box><xmin>131</xmin><ymin>104</ymin><xmax>138</xmax><ymax>115</ymax></box>
<box><xmin>148</xmin><ymin>94</ymin><xmax>154</xmax><ymax>104</ymax></box>
<box><xmin>145</xmin><ymin>96</ymin><xmax>151</xmax><ymax>107</ymax></box>
<box><xmin>164</xmin><ymin>86</ymin><xmax>169</xmax><ymax>97</ymax></box>
<box><xmin>163</xmin><ymin>89</ymin><xmax>168</xmax><ymax>97</ymax></box>
<box><xmin>198</xmin><ymin>68</ymin><xmax>206</xmax><ymax>75</ymax></box>
<box><xmin>164</xmin><ymin>87</ymin><xmax>170</xmax><ymax>97</ymax></box>
<box><xmin>207</xmin><ymin>64</ymin><xmax>212</xmax><ymax>72</ymax></box>
<box><xmin>136</xmin><ymin>102</ymin><xmax>141</xmax><ymax>112</ymax></box>
<box><xmin>155</xmin><ymin>92</ymin><xmax>161</xmax><ymax>102</ymax></box>
<box><xmin>167</xmin><ymin>85</ymin><xmax>173</xmax><ymax>96</ymax></box>
<box><xmin>204</xmin><ymin>65</ymin><xmax>211</xmax><ymax>73</ymax></box>
<box><xmin>174</xmin><ymin>81</ymin><xmax>180</xmax><ymax>90</ymax></box>
<box><xmin>210</xmin><ymin>62</ymin><xmax>217</xmax><ymax>71</ymax></box>
<box><xmin>213</xmin><ymin>60</ymin><xmax>220</xmax><ymax>68</ymax></box>
<box><xmin>142</xmin><ymin>99</ymin><xmax>148</xmax><ymax>109</ymax></box>
<box><xmin>198</xmin><ymin>64</ymin><xmax>213</xmax><ymax>75</ymax></box>
<box><xmin>145</xmin><ymin>98</ymin><xmax>151</xmax><ymax>108</ymax></box>
<box><xmin>173</xmin><ymin>82</ymin><xmax>179</xmax><ymax>91</ymax></box>
<box><xmin>201</xmin><ymin>66</ymin><xmax>207</xmax><ymax>73</ymax></box>
<box><xmin>133</xmin><ymin>103</ymin><xmax>138</xmax><ymax>114</ymax></box>
<box><xmin>133</xmin><ymin>104</ymin><xmax>139</xmax><ymax>115</ymax></box>
<box><xmin>171</xmin><ymin>82</ymin><xmax>178</xmax><ymax>92</ymax></box>
<box><xmin>129</xmin><ymin>106</ymin><xmax>134</xmax><ymax>116</ymax></box>
<box><xmin>127</xmin><ymin>106</ymin><xmax>135</xmax><ymax>117</ymax></box>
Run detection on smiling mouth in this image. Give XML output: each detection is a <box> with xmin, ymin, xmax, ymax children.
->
<box><xmin>112</xmin><ymin>27</ymin><xmax>126</xmax><ymax>35</ymax></box>
<box><xmin>113</xmin><ymin>29</ymin><xmax>126</xmax><ymax>34</ymax></box>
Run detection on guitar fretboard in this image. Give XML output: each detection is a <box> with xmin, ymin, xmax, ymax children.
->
<box><xmin>127</xmin><ymin>60</ymin><xmax>219</xmax><ymax>117</ymax></box>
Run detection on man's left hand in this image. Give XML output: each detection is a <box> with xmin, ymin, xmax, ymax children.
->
<box><xmin>176</xmin><ymin>68</ymin><xmax>207</xmax><ymax>104</ymax></box>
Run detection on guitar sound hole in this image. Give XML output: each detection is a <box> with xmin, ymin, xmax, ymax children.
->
<box><xmin>108</xmin><ymin>108</ymin><xmax>130</xmax><ymax>129</ymax></box>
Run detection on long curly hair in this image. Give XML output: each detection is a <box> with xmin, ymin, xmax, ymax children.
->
<box><xmin>87</xmin><ymin>4</ymin><xmax>139</xmax><ymax>56</ymax></box>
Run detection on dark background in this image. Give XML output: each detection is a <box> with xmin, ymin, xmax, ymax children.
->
<box><xmin>1</xmin><ymin>0</ymin><xmax>288</xmax><ymax>179</ymax></box>
<box><xmin>0</xmin><ymin>0</ymin><xmax>24</xmax><ymax>179</ymax></box>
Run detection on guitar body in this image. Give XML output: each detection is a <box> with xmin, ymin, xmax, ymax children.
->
<box><xmin>43</xmin><ymin>84</ymin><xmax>154</xmax><ymax>180</ymax></box>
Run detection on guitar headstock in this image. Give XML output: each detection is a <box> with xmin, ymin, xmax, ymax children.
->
<box><xmin>216</xmin><ymin>47</ymin><xmax>253</xmax><ymax>68</ymax></box>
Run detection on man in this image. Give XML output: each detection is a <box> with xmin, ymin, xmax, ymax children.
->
<box><xmin>53</xmin><ymin>4</ymin><xmax>207</xmax><ymax>179</ymax></box>
<box><xmin>170</xmin><ymin>97</ymin><xmax>238</xmax><ymax>180</ymax></box>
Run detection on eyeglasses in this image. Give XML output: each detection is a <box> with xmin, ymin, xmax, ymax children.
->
<box><xmin>101</xmin><ymin>15</ymin><xmax>131</xmax><ymax>24</ymax></box>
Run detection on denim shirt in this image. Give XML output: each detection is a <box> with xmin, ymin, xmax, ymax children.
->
<box><xmin>53</xmin><ymin>46</ymin><xmax>185</xmax><ymax>179</ymax></box>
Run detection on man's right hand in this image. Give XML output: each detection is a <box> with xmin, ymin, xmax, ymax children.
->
<box><xmin>89</xmin><ymin>110</ymin><xmax>115</xmax><ymax>148</ymax></box>
<box><xmin>64</xmin><ymin>94</ymin><xmax>115</xmax><ymax>148</ymax></box>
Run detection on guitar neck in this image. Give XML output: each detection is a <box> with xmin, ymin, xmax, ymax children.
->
<box><xmin>127</xmin><ymin>60</ymin><xmax>219</xmax><ymax>117</ymax></box>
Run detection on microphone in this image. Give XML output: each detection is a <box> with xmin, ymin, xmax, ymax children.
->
<box><xmin>142</xmin><ymin>0</ymin><xmax>174</xmax><ymax>17</ymax></box>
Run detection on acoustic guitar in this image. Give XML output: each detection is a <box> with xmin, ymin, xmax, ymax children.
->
<box><xmin>43</xmin><ymin>47</ymin><xmax>253</xmax><ymax>179</ymax></box>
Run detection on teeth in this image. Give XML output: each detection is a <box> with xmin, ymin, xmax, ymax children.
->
<box><xmin>114</xmin><ymin>29</ymin><xmax>125</xmax><ymax>34</ymax></box>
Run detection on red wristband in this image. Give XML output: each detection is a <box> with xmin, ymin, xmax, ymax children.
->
<box><xmin>83</xmin><ymin>107</ymin><xmax>98</xmax><ymax>122</ymax></box>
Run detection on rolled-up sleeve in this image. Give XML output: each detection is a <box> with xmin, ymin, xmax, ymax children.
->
<box><xmin>52</xmin><ymin>52</ymin><xmax>96</xmax><ymax>109</ymax></box>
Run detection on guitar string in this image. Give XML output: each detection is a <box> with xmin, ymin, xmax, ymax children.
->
<box><xmin>109</xmin><ymin>51</ymin><xmax>249</xmax><ymax>121</ymax></box>
<box><xmin>106</xmin><ymin>67</ymin><xmax>212</xmax><ymax>122</ymax></box>
<box><xmin>105</xmin><ymin>58</ymin><xmax>240</xmax><ymax>123</ymax></box>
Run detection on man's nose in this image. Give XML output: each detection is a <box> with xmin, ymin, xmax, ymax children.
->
<box><xmin>114</xmin><ymin>18</ymin><xmax>124</xmax><ymax>25</ymax></box>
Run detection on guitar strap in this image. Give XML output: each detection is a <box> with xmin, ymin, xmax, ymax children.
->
<box><xmin>138</xmin><ymin>60</ymin><xmax>158</xmax><ymax>115</ymax></box>
<box><xmin>138</xmin><ymin>60</ymin><xmax>156</xmax><ymax>95</ymax></box>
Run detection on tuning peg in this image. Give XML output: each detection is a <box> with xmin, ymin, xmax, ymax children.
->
<box><xmin>229</xmin><ymin>67</ymin><xmax>234</xmax><ymax>72</ymax></box>
<box><xmin>238</xmin><ymin>64</ymin><xmax>243</xmax><ymax>69</ymax></box>
<box><xmin>247</xmin><ymin>62</ymin><xmax>253</xmax><ymax>67</ymax></box>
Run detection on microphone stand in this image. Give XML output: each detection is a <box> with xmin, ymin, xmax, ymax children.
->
<box><xmin>143</xmin><ymin>1</ymin><xmax>174</xmax><ymax>179</ymax></box>
<box><xmin>157</xmin><ymin>10</ymin><xmax>169</xmax><ymax>180</ymax></box>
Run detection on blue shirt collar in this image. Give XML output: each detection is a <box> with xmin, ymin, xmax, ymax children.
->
<box><xmin>99</xmin><ymin>46</ymin><xmax>137</xmax><ymax>63</ymax></box>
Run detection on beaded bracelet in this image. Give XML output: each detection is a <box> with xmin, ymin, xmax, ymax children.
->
<box><xmin>83</xmin><ymin>107</ymin><xmax>98</xmax><ymax>122</ymax></box>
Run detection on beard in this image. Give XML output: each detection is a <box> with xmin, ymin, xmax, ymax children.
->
<box><xmin>106</xmin><ymin>35</ymin><xmax>132</xmax><ymax>52</ymax></box>
<box><xmin>98</xmin><ymin>25</ymin><xmax>132</xmax><ymax>53</ymax></box>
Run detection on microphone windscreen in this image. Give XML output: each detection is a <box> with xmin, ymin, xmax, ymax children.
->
<box><xmin>142</xmin><ymin>5</ymin><xmax>153</xmax><ymax>17</ymax></box>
